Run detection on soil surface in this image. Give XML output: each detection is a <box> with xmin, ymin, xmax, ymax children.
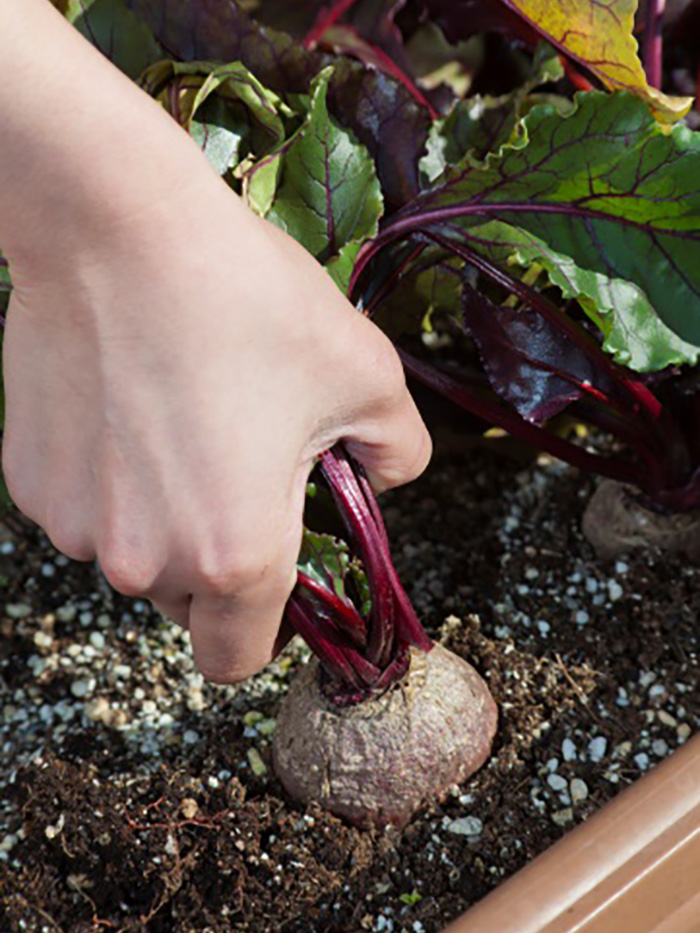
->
<box><xmin>1</xmin><ymin>448</ymin><xmax>698</xmax><ymax>933</ymax></box>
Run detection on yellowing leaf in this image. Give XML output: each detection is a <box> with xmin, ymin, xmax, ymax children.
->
<box><xmin>501</xmin><ymin>0</ymin><xmax>692</xmax><ymax>124</ymax></box>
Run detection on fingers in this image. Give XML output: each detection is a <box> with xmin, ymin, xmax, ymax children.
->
<box><xmin>98</xmin><ymin>537</ymin><xmax>298</xmax><ymax>683</ymax></box>
<box><xmin>187</xmin><ymin>561</ymin><xmax>297</xmax><ymax>683</ymax></box>
<box><xmin>153</xmin><ymin>478</ymin><xmax>305</xmax><ymax>684</ymax></box>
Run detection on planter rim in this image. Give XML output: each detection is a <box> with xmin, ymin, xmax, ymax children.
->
<box><xmin>444</xmin><ymin>733</ymin><xmax>700</xmax><ymax>933</ymax></box>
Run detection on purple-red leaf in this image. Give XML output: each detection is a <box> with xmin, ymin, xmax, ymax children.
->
<box><xmin>316</xmin><ymin>25</ymin><xmax>438</xmax><ymax>118</ymax></box>
<box><xmin>461</xmin><ymin>284</ymin><xmax>616</xmax><ymax>424</ymax></box>
<box><xmin>126</xmin><ymin>0</ymin><xmax>328</xmax><ymax>92</ymax></box>
<box><xmin>330</xmin><ymin>58</ymin><xmax>430</xmax><ymax>207</ymax></box>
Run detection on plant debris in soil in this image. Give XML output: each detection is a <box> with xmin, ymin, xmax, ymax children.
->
<box><xmin>0</xmin><ymin>448</ymin><xmax>698</xmax><ymax>933</ymax></box>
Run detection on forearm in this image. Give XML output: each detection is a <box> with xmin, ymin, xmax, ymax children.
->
<box><xmin>0</xmin><ymin>0</ymin><xmax>225</xmax><ymax>272</ymax></box>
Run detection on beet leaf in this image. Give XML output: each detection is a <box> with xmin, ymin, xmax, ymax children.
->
<box><xmin>424</xmin><ymin>0</ymin><xmax>691</xmax><ymax>123</ymax></box>
<box><xmin>126</xmin><ymin>0</ymin><xmax>321</xmax><ymax>92</ymax></box>
<box><xmin>465</xmin><ymin>219</ymin><xmax>700</xmax><ymax>372</ymax></box>
<box><xmin>460</xmin><ymin>283</ymin><xmax>618</xmax><ymax>424</ymax></box>
<box><xmin>356</xmin><ymin>92</ymin><xmax>700</xmax><ymax>346</ymax></box>
<box><xmin>497</xmin><ymin>0</ymin><xmax>691</xmax><ymax>123</ymax></box>
<box><xmin>267</xmin><ymin>68</ymin><xmax>384</xmax><ymax>277</ymax></box>
<box><xmin>18</xmin><ymin>1</ymin><xmax>700</xmax><ymax>687</ymax></box>
<box><xmin>126</xmin><ymin>0</ymin><xmax>429</xmax><ymax>208</ymax></box>
<box><xmin>419</xmin><ymin>43</ymin><xmax>564</xmax><ymax>185</ymax></box>
<box><xmin>139</xmin><ymin>60</ymin><xmax>292</xmax><ymax>177</ymax></box>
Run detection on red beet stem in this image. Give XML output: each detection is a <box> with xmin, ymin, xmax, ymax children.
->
<box><xmin>287</xmin><ymin>445</ymin><xmax>432</xmax><ymax>704</ymax></box>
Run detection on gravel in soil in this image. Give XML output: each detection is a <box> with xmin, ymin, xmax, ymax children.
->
<box><xmin>0</xmin><ymin>449</ymin><xmax>698</xmax><ymax>933</ymax></box>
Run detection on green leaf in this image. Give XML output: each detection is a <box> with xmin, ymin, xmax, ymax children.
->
<box><xmin>242</xmin><ymin>119</ymin><xmax>307</xmax><ymax>219</ymax></box>
<box><xmin>470</xmin><ymin>220</ymin><xmax>700</xmax><ymax>371</ymax></box>
<box><xmin>55</xmin><ymin>0</ymin><xmax>163</xmax><ymax>79</ymax></box>
<box><xmin>189</xmin><ymin>96</ymin><xmax>250</xmax><ymax>176</ymax></box>
<box><xmin>140</xmin><ymin>60</ymin><xmax>292</xmax><ymax>177</ymax></box>
<box><xmin>268</xmin><ymin>68</ymin><xmax>384</xmax><ymax>266</ymax></box>
<box><xmin>415</xmin><ymin>261</ymin><xmax>464</xmax><ymax>322</ymax></box>
<box><xmin>298</xmin><ymin>529</ymin><xmax>371</xmax><ymax>618</ymax></box>
<box><xmin>392</xmin><ymin>92</ymin><xmax>700</xmax><ymax>347</ymax></box>
<box><xmin>399</xmin><ymin>891</ymin><xmax>422</xmax><ymax>907</ymax></box>
<box><xmin>325</xmin><ymin>241</ymin><xmax>362</xmax><ymax>294</ymax></box>
<box><xmin>298</xmin><ymin>529</ymin><xmax>351</xmax><ymax>601</ymax></box>
<box><xmin>421</xmin><ymin>97</ymin><xmax>518</xmax><ymax>186</ymax></box>
<box><xmin>501</xmin><ymin>0</ymin><xmax>692</xmax><ymax>124</ymax></box>
<box><xmin>126</xmin><ymin>0</ymin><xmax>429</xmax><ymax>210</ymax></box>
<box><xmin>420</xmin><ymin>43</ymin><xmax>565</xmax><ymax>185</ymax></box>
<box><xmin>243</xmin><ymin>149</ymin><xmax>286</xmax><ymax>216</ymax></box>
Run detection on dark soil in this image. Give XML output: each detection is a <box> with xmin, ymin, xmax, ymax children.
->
<box><xmin>1</xmin><ymin>447</ymin><xmax>698</xmax><ymax>933</ymax></box>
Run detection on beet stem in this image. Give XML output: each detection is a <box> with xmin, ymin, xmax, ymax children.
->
<box><xmin>287</xmin><ymin>445</ymin><xmax>433</xmax><ymax>704</ymax></box>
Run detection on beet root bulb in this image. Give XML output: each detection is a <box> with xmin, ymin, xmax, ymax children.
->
<box><xmin>582</xmin><ymin>480</ymin><xmax>700</xmax><ymax>561</ymax></box>
<box><xmin>272</xmin><ymin>644</ymin><xmax>498</xmax><ymax>828</ymax></box>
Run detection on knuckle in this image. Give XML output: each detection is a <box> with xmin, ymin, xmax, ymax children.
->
<box><xmin>99</xmin><ymin>547</ymin><xmax>160</xmax><ymax>596</ymax></box>
<box><xmin>194</xmin><ymin>546</ymin><xmax>274</xmax><ymax>597</ymax></box>
<box><xmin>96</xmin><ymin>515</ymin><xmax>165</xmax><ymax>594</ymax></box>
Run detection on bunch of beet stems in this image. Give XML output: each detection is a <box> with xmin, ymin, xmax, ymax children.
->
<box><xmin>285</xmin><ymin>446</ymin><xmax>432</xmax><ymax>705</ymax></box>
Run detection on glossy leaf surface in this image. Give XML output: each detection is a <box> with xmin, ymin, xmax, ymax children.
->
<box><xmin>461</xmin><ymin>284</ymin><xmax>618</xmax><ymax>423</ymax></box>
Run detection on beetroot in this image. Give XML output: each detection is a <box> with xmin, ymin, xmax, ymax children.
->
<box><xmin>582</xmin><ymin>480</ymin><xmax>700</xmax><ymax>561</ymax></box>
<box><xmin>273</xmin><ymin>644</ymin><xmax>497</xmax><ymax>828</ymax></box>
<box><xmin>276</xmin><ymin>446</ymin><xmax>497</xmax><ymax>826</ymax></box>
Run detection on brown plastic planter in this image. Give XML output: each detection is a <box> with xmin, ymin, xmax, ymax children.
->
<box><xmin>445</xmin><ymin>733</ymin><xmax>700</xmax><ymax>933</ymax></box>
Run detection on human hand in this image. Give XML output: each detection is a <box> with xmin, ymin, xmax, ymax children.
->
<box><xmin>3</xmin><ymin>174</ymin><xmax>430</xmax><ymax>683</ymax></box>
<box><xmin>0</xmin><ymin>0</ymin><xmax>430</xmax><ymax>682</ymax></box>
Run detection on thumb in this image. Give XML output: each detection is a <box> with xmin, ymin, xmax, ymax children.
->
<box><xmin>344</xmin><ymin>366</ymin><xmax>432</xmax><ymax>495</ymax></box>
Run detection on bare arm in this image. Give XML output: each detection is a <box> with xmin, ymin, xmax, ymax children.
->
<box><xmin>0</xmin><ymin>0</ymin><xmax>431</xmax><ymax>681</ymax></box>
